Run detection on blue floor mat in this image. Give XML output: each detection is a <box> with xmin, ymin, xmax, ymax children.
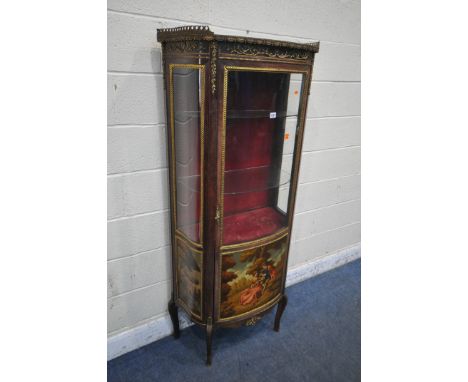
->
<box><xmin>108</xmin><ymin>258</ymin><xmax>361</xmax><ymax>382</ymax></box>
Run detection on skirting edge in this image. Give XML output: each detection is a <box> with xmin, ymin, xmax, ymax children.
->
<box><xmin>107</xmin><ymin>243</ymin><xmax>361</xmax><ymax>361</ymax></box>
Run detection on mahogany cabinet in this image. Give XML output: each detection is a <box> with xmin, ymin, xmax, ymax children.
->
<box><xmin>157</xmin><ymin>26</ymin><xmax>319</xmax><ymax>365</ymax></box>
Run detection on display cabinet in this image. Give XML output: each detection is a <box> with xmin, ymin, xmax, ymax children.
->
<box><xmin>157</xmin><ymin>26</ymin><xmax>319</xmax><ymax>365</ymax></box>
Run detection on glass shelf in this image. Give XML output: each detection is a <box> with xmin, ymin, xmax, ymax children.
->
<box><xmin>227</xmin><ymin>109</ymin><xmax>298</xmax><ymax>119</ymax></box>
<box><xmin>175</xmin><ymin>110</ymin><xmax>300</xmax><ymax>121</ymax></box>
<box><xmin>174</xmin><ymin>110</ymin><xmax>200</xmax><ymax>121</ymax></box>
<box><xmin>176</xmin><ymin>165</ymin><xmax>290</xmax><ymax>195</ymax></box>
<box><xmin>224</xmin><ymin>165</ymin><xmax>290</xmax><ymax>194</ymax></box>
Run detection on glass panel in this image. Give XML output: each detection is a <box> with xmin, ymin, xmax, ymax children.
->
<box><xmin>222</xmin><ymin>70</ymin><xmax>304</xmax><ymax>245</ymax></box>
<box><xmin>277</xmin><ymin>73</ymin><xmax>302</xmax><ymax>213</ymax></box>
<box><xmin>172</xmin><ymin>66</ymin><xmax>203</xmax><ymax>243</ymax></box>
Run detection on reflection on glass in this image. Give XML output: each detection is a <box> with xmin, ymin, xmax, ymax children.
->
<box><xmin>172</xmin><ymin>66</ymin><xmax>203</xmax><ymax>243</ymax></box>
<box><xmin>222</xmin><ymin>70</ymin><xmax>303</xmax><ymax>245</ymax></box>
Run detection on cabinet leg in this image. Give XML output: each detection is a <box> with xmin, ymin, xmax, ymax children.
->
<box><xmin>205</xmin><ymin>318</ymin><xmax>214</xmax><ymax>366</ymax></box>
<box><xmin>168</xmin><ymin>299</ymin><xmax>180</xmax><ymax>339</ymax></box>
<box><xmin>274</xmin><ymin>294</ymin><xmax>288</xmax><ymax>332</ymax></box>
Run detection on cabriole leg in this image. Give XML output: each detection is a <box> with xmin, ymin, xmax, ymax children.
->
<box><xmin>206</xmin><ymin>318</ymin><xmax>214</xmax><ymax>366</ymax></box>
<box><xmin>274</xmin><ymin>294</ymin><xmax>288</xmax><ymax>332</ymax></box>
<box><xmin>168</xmin><ymin>298</ymin><xmax>180</xmax><ymax>339</ymax></box>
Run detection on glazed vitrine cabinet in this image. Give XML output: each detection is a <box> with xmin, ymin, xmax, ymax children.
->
<box><xmin>157</xmin><ymin>26</ymin><xmax>319</xmax><ymax>365</ymax></box>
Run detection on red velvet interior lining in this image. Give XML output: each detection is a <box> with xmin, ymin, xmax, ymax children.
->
<box><xmin>222</xmin><ymin>207</ymin><xmax>286</xmax><ymax>245</ymax></box>
<box><xmin>224</xmin><ymin>72</ymin><xmax>285</xmax><ymax>217</ymax></box>
<box><xmin>178</xmin><ymin>207</ymin><xmax>286</xmax><ymax>245</ymax></box>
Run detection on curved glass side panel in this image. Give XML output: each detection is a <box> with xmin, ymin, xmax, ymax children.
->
<box><xmin>170</xmin><ymin>65</ymin><xmax>204</xmax><ymax>243</ymax></box>
<box><xmin>221</xmin><ymin>68</ymin><xmax>304</xmax><ymax>246</ymax></box>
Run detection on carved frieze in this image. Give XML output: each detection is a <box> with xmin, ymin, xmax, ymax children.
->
<box><xmin>164</xmin><ymin>40</ymin><xmax>207</xmax><ymax>55</ymax></box>
<box><xmin>220</xmin><ymin>42</ymin><xmax>314</xmax><ymax>60</ymax></box>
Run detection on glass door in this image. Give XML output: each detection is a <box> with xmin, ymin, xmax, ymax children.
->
<box><xmin>220</xmin><ymin>67</ymin><xmax>305</xmax><ymax>246</ymax></box>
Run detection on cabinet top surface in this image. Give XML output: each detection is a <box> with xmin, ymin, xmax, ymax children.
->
<box><xmin>157</xmin><ymin>25</ymin><xmax>319</xmax><ymax>53</ymax></box>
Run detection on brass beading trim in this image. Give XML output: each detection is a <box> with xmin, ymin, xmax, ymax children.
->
<box><xmin>218</xmin><ymin>294</ymin><xmax>282</xmax><ymax>323</ymax></box>
<box><xmin>219</xmin><ymin>66</ymin><xmax>307</xmax><ymax>246</ymax></box>
<box><xmin>220</xmin><ymin>229</ymin><xmax>289</xmax><ymax>254</ymax></box>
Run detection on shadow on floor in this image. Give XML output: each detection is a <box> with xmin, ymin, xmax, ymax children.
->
<box><xmin>108</xmin><ymin>259</ymin><xmax>361</xmax><ymax>382</ymax></box>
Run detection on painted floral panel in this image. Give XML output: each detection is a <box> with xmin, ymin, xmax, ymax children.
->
<box><xmin>220</xmin><ymin>235</ymin><xmax>288</xmax><ymax>319</ymax></box>
<box><xmin>176</xmin><ymin>238</ymin><xmax>202</xmax><ymax>318</ymax></box>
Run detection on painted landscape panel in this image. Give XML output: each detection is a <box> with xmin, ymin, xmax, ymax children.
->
<box><xmin>177</xmin><ymin>238</ymin><xmax>202</xmax><ymax>318</ymax></box>
<box><xmin>220</xmin><ymin>235</ymin><xmax>288</xmax><ymax>319</ymax></box>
